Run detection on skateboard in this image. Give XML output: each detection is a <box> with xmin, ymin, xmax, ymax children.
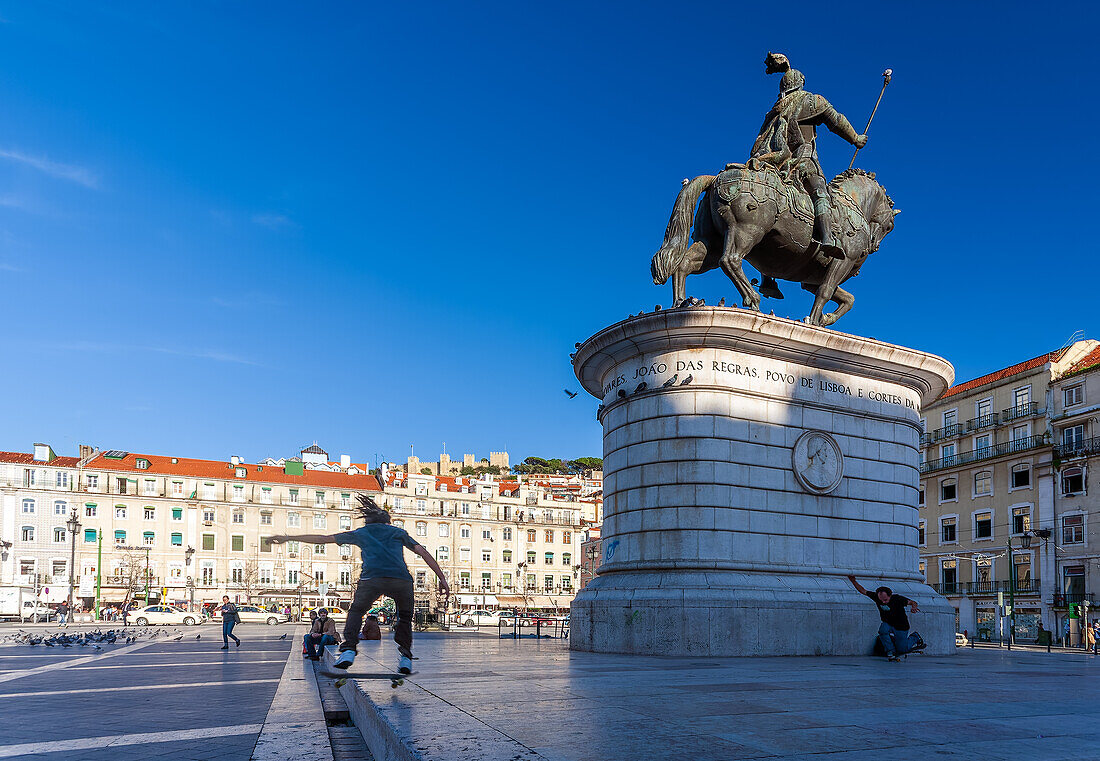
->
<box><xmin>321</xmin><ymin>670</ymin><xmax>418</xmax><ymax>688</ymax></box>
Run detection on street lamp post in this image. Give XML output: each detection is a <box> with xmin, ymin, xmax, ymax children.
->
<box><xmin>65</xmin><ymin>509</ymin><xmax>81</xmax><ymax>613</ymax></box>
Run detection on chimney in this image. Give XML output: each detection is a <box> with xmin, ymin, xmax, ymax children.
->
<box><xmin>33</xmin><ymin>443</ymin><xmax>56</xmax><ymax>463</ymax></box>
<box><xmin>340</xmin><ymin>454</ymin><xmax>351</xmax><ymax>469</ymax></box>
<box><xmin>231</xmin><ymin>455</ymin><xmax>241</xmax><ymax>466</ymax></box>
<box><xmin>78</xmin><ymin>444</ymin><xmax>94</xmax><ymax>462</ymax></box>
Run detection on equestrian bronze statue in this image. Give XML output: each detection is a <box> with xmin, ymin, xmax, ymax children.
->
<box><xmin>651</xmin><ymin>53</ymin><xmax>898</xmax><ymax>327</ymax></box>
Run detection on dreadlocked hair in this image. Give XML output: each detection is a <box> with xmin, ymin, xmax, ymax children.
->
<box><xmin>356</xmin><ymin>493</ymin><xmax>392</xmax><ymax>524</ymax></box>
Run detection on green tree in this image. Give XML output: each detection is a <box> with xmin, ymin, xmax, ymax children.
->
<box><xmin>420</xmin><ymin>468</ymin><xmax>433</xmax><ymax>475</ymax></box>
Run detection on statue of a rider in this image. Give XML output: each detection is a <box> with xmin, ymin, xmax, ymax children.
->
<box><xmin>749</xmin><ymin>52</ymin><xmax>867</xmax><ymax>260</ymax></box>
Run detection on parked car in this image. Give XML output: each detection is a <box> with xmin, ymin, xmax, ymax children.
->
<box><xmin>456</xmin><ymin>609</ymin><xmax>500</xmax><ymax>627</ymax></box>
<box><xmin>132</xmin><ymin>605</ymin><xmax>203</xmax><ymax>626</ymax></box>
<box><xmin>235</xmin><ymin>605</ymin><xmax>288</xmax><ymax>625</ymax></box>
<box><xmin>305</xmin><ymin>605</ymin><xmax>349</xmax><ymax>622</ymax></box>
<box><xmin>955</xmin><ymin>632</ymin><xmax>969</xmax><ymax>647</ymax></box>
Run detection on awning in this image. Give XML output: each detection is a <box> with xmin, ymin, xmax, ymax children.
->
<box><xmin>456</xmin><ymin>593</ymin><xmax>497</xmax><ymax>606</ymax></box>
<box><xmin>494</xmin><ymin>595</ymin><xmax>525</xmax><ymax>607</ymax></box>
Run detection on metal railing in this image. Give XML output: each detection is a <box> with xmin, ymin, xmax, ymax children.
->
<box><xmin>1000</xmin><ymin>402</ymin><xmax>1041</xmax><ymax>423</ymax></box>
<box><xmin>1052</xmin><ymin>592</ymin><xmax>1095</xmax><ymax>606</ymax></box>
<box><xmin>1055</xmin><ymin>436</ymin><xmax>1100</xmax><ymax>459</ymax></box>
<box><xmin>931</xmin><ymin>582</ymin><xmax>961</xmax><ymax>595</ymax></box>
<box><xmin>966</xmin><ymin>413</ymin><xmax>999</xmax><ymax>432</ymax></box>
<box><xmin>931</xmin><ymin>578</ymin><xmax>1042</xmax><ymax>596</ymax></box>
<box><xmin>921</xmin><ymin>435</ymin><xmax>1047</xmax><ymax>473</ymax></box>
<box><xmin>931</xmin><ymin>423</ymin><xmax>965</xmax><ymax>442</ymax></box>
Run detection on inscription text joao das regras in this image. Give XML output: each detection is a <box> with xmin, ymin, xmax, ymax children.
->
<box><xmin>604</xmin><ymin>357</ymin><xmax>915</xmax><ymax>409</ymax></box>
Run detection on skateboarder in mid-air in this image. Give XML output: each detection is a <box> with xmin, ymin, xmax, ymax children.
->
<box><xmin>271</xmin><ymin>495</ymin><xmax>450</xmax><ymax>674</ymax></box>
<box><xmin>848</xmin><ymin>575</ymin><xmax>926</xmax><ymax>661</ymax></box>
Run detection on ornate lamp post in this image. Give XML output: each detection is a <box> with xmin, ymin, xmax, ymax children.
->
<box><xmin>65</xmin><ymin>509</ymin><xmax>81</xmax><ymax>612</ymax></box>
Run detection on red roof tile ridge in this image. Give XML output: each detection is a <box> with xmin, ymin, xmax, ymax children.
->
<box><xmin>940</xmin><ymin>351</ymin><xmax>1056</xmax><ymax>399</ymax></box>
<box><xmin>1062</xmin><ymin>345</ymin><xmax>1100</xmax><ymax>379</ymax></box>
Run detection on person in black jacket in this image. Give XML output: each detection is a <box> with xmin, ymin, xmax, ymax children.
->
<box><xmin>848</xmin><ymin>576</ymin><xmax>926</xmax><ymax>661</ymax></box>
<box><xmin>219</xmin><ymin>595</ymin><xmax>241</xmax><ymax>649</ymax></box>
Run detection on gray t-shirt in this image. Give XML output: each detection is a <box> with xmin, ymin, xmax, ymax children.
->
<box><xmin>335</xmin><ymin>524</ymin><xmax>420</xmax><ymax>581</ymax></box>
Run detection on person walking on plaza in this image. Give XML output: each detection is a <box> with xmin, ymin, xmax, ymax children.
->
<box><xmin>57</xmin><ymin>601</ymin><xmax>69</xmax><ymax>627</ymax></box>
<box><xmin>219</xmin><ymin>595</ymin><xmax>241</xmax><ymax>649</ymax></box>
<box><xmin>1085</xmin><ymin>619</ymin><xmax>1097</xmax><ymax>654</ymax></box>
<box><xmin>272</xmin><ymin>494</ymin><xmax>450</xmax><ymax>674</ymax></box>
<box><xmin>122</xmin><ymin>602</ymin><xmax>130</xmax><ymax>626</ymax></box>
<box><xmin>848</xmin><ymin>576</ymin><xmax>926</xmax><ymax>661</ymax></box>
<box><xmin>1092</xmin><ymin>621</ymin><xmax>1100</xmax><ymax>655</ymax></box>
<box><xmin>303</xmin><ymin>608</ymin><xmax>340</xmax><ymax>660</ymax></box>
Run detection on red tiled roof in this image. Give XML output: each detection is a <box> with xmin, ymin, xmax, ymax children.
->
<box><xmin>0</xmin><ymin>451</ymin><xmax>82</xmax><ymax>468</ymax></box>
<box><xmin>1062</xmin><ymin>345</ymin><xmax>1100</xmax><ymax>380</ymax></box>
<box><xmin>0</xmin><ymin>449</ymin><xmax>381</xmax><ymax>491</ymax></box>
<box><xmin>940</xmin><ymin>352</ymin><xmax>1056</xmax><ymax>399</ymax></box>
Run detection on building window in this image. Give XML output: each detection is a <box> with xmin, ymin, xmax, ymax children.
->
<box><xmin>260</xmin><ymin>567</ymin><xmax>274</xmax><ymax>585</ymax></box>
<box><xmin>144</xmin><ymin>507</ymin><xmax>156</xmax><ymax>520</ymax></box>
<box><xmin>436</xmin><ymin>546</ymin><xmax>450</xmax><ymax>561</ymax></box>
<box><xmin>481</xmin><ymin>572</ymin><xmax>491</xmax><ymax>588</ymax></box>
<box><xmin>563</xmin><ymin>552</ymin><xmax>572</xmax><ymax>566</ymax></box>
<box><xmin>527</xmin><ymin>551</ymin><xmax>536</xmax><ymax>564</ymax></box>
<box><xmin>502</xmin><ymin>527</ymin><xmax>512</xmax><ymax>541</ymax></box>
<box><xmin>502</xmin><ymin>550</ymin><xmax>512</xmax><ymax>563</ymax></box>
<box><xmin>439</xmin><ymin>523</ymin><xmax>449</xmax><ymax>537</ymax></box>
<box><xmin>941</xmin><ymin>560</ymin><xmax>957</xmax><ymax>592</ymax></box>
<box><xmin>416</xmin><ymin>522</ymin><xmax>427</xmax><ymax>537</ymax></box>
<box><xmin>941</xmin><ymin>517</ymin><xmax>957</xmax><ymax>543</ymax></box>
<box><xmin>482</xmin><ymin>529</ymin><xmax>492</xmax><ymax>540</ymax></box>
<box><xmin>1063</xmin><ymin>425</ymin><xmax>1086</xmax><ymax>451</ymax></box>
<box><xmin>232</xmin><ymin>485</ymin><xmax>244</xmax><ymax>501</ymax></box>
<box><xmin>1013</xmin><ymin>553</ymin><xmax>1032</xmax><ymax>585</ymax></box>
<box><xmin>545</xmin><ymin>530</ymin><xmax>554</xmax><ymax>542</ymax></box>
<box><xmin>1011</xmin><ymin>465</ymin><xmax>1031</xmax><ymax>489</ymax></box>
<box><xmin>260</xmin><ymin>512</ymin><xmax>272</xmax><ymax>525</ymax></box>
<box><xmin>974</xmin><ymin>511</ymin><xmax>992</xmax><ymax>539</ymax></box>
<box><xmin>417</xmin><ymin>499</ymin><xmax>427</xmax><ymax>514</ymax></box>
<box><xmin>545</xmin><ymin>552</ymin><xmax>554</xmax><ymax>565</ymax></box>
<box><xmin>339</xmin><ymin>568</ymin><xmax>351</xmax><ymax>585</ymax></box>
<box><xmin>85</xmin><ymin>503</ymin><xmax>97</xmax><ymax>517</ymax></box>
<box><xmin>171</xmin><ymin>532</ymin><xmax>183</xmax><ymax>546</ymax></box>
<box><xmin>1062</xmin><ymin>466</ymin><xmax>1085</xmax><ymax>495</ymax></box>
<box><xmin>415</xmin><ymin>571</ymin><xmax>426</xmax><ymax>589</ymax></box>
<box><xmin>232</xmin><ymin>535</ymin><xmax>245</xmax><ymax>552</ymax></box>
<box><xmin>1014</xmin><ymin>386</ymin><xmax>1031</xmax><ymax>407</ymax></box>
<box><xmin>142</xmin><ymin>531</ymin><xmax>155</xmax><ymax>546</ymax></box>
<box><xmin>338</xmin><ymin>515</ymin><xmax>350</xmax><ymax>530</ymax></box>
<box><xmin>315</xmin><ymin>491</ymin><xmax>325</xmax><ymax>506</ymax></box>
<box><xmin>482</xmin><ymin>549</ymin><xmax>492</xmax><ymax>562</ymax></box>
<box><xmin>114</xmin><ymin>530</ymin><xmax>126</xmax><ymax>544</ymax></box>
<box><xmin>459</xmin><ymin>547</ymin><xmax>471</xmax><ymax>562</ymax></box>
<box><xmin>940</xmin><ymin>479</ymin><xmax>957</xmax><ymax>502</ymax></box>
<box><xmin>313</xmin><ymin>514</ymin><xmax>327</xmax><ymax>530</ymax></box>
<box><xmin>544</xmin><ymin>576</ymin><xmax>554</xmax><ymax>591</ymax></box>
<box><xmin>563</xmin><ymin>531</ymin><xmax>572</xmax><ymax>544</ymax></box>
<box><xmin>202</xmin><ymin>534</ymin><xmax>215</xmax><ymax>551</ymax></box>
<box><xmin>974</xmin><ymin>471</ymin><xmax>992</xmax><ymax>496</ymax></box>
<box><xmin>341</xmin><ymin>493</ymin><xmax>350</xmax><ymax>508</ymax></box>
<box><xmin>143</xmin><ymin>479</ymin><xmax>157</xmax><ymax>495</ymax></box>
<box><xmin>171</xmin><ymin>481</ymin><xmax>184</xmax><ymax>497</ymax></box>
<box><xmin>231</xmin><ymin>511</ymin><xmax>244</xmax><ymax>524</ymax></box>
<box><xmin>260</xmin><ymin>536</ymin><xmax>273</xmax><ymax>553</ymax></box>
<box><xmin>1012</xmin><ymin>506</ymin><xmax>1031</xmax><ymax>534</ymax></box>
<box><xmin>203</xmin><ymin>483</ymin><xmax>216</xmax><ymax>500</ymax></box>
<box><xmin>917</xmin><ymin>488</ymin><xmax>925</xmax><ymax>507</ymax></box>
<box><xmin>86</xmin><ymin>474</ymin><xmax>98</xmax><ymax>490</ymax></box>
<box><xmin>941</xmin><ymin>443</ymin><xmax>956</xmax><ymax>466</ymax></box>
<box><xmin>975</xmin><ymin>434</ymin><xmax>992</xmax><ymax>454</ymax></box>
<box><xmin>286</xmin><ymin>569</ymin><xmax>298</xmax><ymax>585</ymax></box>
<box><xmin>339</xmin><ymin>544</ymin><xmax>352</xmax><ymax>557</ymax></box>
<box><xmin>287</xmin><ymin>512</ymin><xmax>301</xmax><ymax>528</ymax></box>
<box><xmin>53</xmin><ymin>527</ymin><xmax>66</xmax><ymax>543</ymax></box>
<box><xmin>1065</xmin><ymin>384</ymin><xmax>1085</xmax><ymax>407</ymax></box>
<box><xmin>261</xmin><ymin>487</ymin><xmax>272</xmax><ymax>504</ymax></box>
<box><xmin>1063</xmin><ymin>514</ymin><xmax>1084</xmax><ymax>544</ymax></box>
<box><xmin>52</xmin><ymin>500</ymin><xmax>66</xmax><ymax>516</ymax></box>
<box><xmin>231</xmin><ymin>566</ymin><xmax>243</xmax><ymax>583</ymax></box>
<box><xmin>527</xmin><ymin>529</ymin><xmax>537</xmax><ymax>543</ymax></box>
<box><xmin>115</xmin><ymin>505</ymin><xmax>127</xmax><ymax>519</ymax></box>
<box><xmin>460</xmin><ymin>525</ymin><xmax>471</xmax><ymax>539</ymax></box>
<box><xmin>288</xmin><ymin>489</ymin><xmax>299</xmax><ymax>505</ymax></box>
<box><xmin>235</xmin><ymin>467</ymin><xmax>246</xmax><ymax>478</ymax></box>
<box><xmin>21</xmin><ymin>499</ymin><xmax>35</xmax><ymax>514</ymax></box>
<box><xmin>203</xmin><ymin>509</ymin><xmax>215</xmax><ymax>522</ymax></box>
<box><xmin>56</xmin><ymin>471</ymin><xmax>71</xmax><ymax>488</ymax></box>
<box><xmin>171</xmin><ymin>507</ymin><xmax>183</xmax><ymax>521</ymax></box>
<box><xmin>918</xmin><ymin>521</ymin><xmax>925</xmax><ymax>546</ymax></box>
<box><xmin>1011</xmin><ymin>425</ymin><xmax>1029</xmax><ymax>446</ymax></box>
<box><xmin>84</xmin><ymin>528</ymin><xmax>96</xmax><ymax>543</ymax></box>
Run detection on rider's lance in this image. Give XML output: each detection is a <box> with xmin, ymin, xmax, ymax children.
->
<box><xmin>847</xmin><ymin>68</ymin><xmax>892</xmax><ymax>170</ymax></box>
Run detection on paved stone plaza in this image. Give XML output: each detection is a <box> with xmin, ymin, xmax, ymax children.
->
<box><xmin>0</xmin><ymin>623</ymin><xmax>340</xmax><ymax>761</ymax></box>
<box><xmin>336</xmin><ymin>632</ymin><xmax>1100</xmax><ymax>761</ymax></box>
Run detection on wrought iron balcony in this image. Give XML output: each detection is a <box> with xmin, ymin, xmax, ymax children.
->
<box><xmin>1000</xmin><ymin>402</ymin><xmax>1041</xmax><ymax>423</ymax></box>
<box><xmin>966</xmin><ymin>413</ymin><xmax>999</xmax><ymax>432</ymax></box>
<box><xmin>920</xmin><ymin>435</ymin><xmax>1047</xmax><ymax>473</ymax></box>
<box><xmin>1052</xmin><ymin>592</ymin><xmax>1095</xmax><ymax>607</ymax></box>
<box><xmin>1013</xmin><ymin>577</ymin><xmax>1041</xmax><ymax>594</ymax></box>
<box><xmin>931</xmin><ymin>582</ymin><xmax>961</xmax><ymax>595</ymax></box>
<box><xmin>1055</xmin><ymin>436</ymin><xmax>1100</xmax><ymax>460</ymax></box>
<box><xmin>919</xmin><ymin>432</ymin><xmax>932</xmax><ymax>446</ymax></box>
<box><xmin>967</xmin><ymin>580</ymin><xmax>1002</xmax><ymax>595</ymax></box>
<box><xmin>931</xmin><ymin>423</ymin><xmax>966</xmax><ymax>442</ymax></box>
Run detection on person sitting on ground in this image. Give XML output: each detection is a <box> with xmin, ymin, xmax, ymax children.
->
<box><xmin>271</xmin><ymin>494</ymin><xmax>450</xmax><ymax>674</ymax></box>
<box><xmin>847</xmin><ymin>575</ymin><xmax>926</xmax><ymax>661</ymax></box>
<box><xmin>303</xmin><ymin>608</ymin><xmax>340</xmax><ymax>660</ymax></box>
<box><xmin>361</xmin><ymin>615</ymin><xmax>382</xmax><ymax>641</ymax></box>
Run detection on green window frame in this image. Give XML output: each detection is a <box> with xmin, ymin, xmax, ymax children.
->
<box><xmin>231</xmin><ymin>535</ymin><xmax>245</xmax><ymax>552</ymax></box>
<box><xmin>170</xmin><ymin>532</ymin><xmax>183</xmax><ymax>546</ymax></box>
<box><xmin>202</xmin><ymin>534</ymin><xmax>215</xmax><ymax>551</ymax></box>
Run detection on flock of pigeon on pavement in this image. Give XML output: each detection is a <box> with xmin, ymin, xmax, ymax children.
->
<box><xmin>2</xmin><ymin>626</ymin><xmax>287</xmax><ymax>650</ymax></box>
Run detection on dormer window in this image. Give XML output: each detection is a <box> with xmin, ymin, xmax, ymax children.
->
<box><xmin>235</xmin><ymin>467</ymin><xmax>246</xmax><ymax>478</ymax></box>
<box><xmin>136</xmin><ymin>459</ymin><xmax>150</xmax><ymax>470</ymax></box>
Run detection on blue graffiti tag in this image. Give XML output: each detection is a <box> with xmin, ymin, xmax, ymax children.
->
<box><xmin>604</xmin><ymin>539</ymin><xmax>620</xmax><ymax>562</ymax></box>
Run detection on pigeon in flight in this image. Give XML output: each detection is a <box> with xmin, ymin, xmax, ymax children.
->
<box><xmin>563</xmin><ymin>389</ymin><xmax>578</xmax><ymax>399</ymax></box>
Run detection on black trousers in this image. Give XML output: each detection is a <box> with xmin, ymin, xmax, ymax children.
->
<box><xmin>340</xmin><ymin>576</ymin><xmax>414</xmax><ymax>657</ymax></box>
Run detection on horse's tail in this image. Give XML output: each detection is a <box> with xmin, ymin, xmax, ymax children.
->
<box><xmin>651</xmin><ymin>175</ymin><xmax>715</xmax><ymax>285</ymax></box>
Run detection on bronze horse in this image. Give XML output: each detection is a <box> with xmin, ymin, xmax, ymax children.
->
<box><xmin>651</xmin><ymin>166</ymin><xmax>898</xmax><ymax>327</ymax></box>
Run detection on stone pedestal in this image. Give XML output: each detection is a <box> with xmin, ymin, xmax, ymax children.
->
<box><xmin>569</xmin><ymin>307</ymin><xmax>956</xmax><ymax>656</ymax></box>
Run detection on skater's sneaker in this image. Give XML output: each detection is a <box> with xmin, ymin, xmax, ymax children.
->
<box><xmin>887</xmin><ymin>655</ymin><xmax>901</xmax><ymax>662</ymax></box>
<box><xmin>398</xmin><ymin>655</ymin><xmax>412</xmax><ymax>674</ymax></box>
<box><xmin>909</xmin><ymin>632</ymin><xmax>927</xmax><ymax>653</ymax></box>
<box><xmin>333</xmin><ymin>650</ymin><xmax>356</xmax><ymax>670</ymax></box>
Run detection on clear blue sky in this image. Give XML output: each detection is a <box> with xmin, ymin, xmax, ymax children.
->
<box><xmin>1</xmin><ymin>3</ymin><xmax>1095</xmax><ymax>466</ymax></box>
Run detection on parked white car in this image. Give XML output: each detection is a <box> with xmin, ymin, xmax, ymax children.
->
<box><xmin>305</xmin><ymin>606</ymin><xmax>349</xmax><ymax>622</ymax></box>
<box><xmin>235</xmin><ymin>605</ymin><xmax>289</xmax><ymax>625</ymax></box>
<box><xmin>132</xmin><ymin>605</ymin><xmax>203</xmax><ymax>626</ymax></box>
<box><xmin>955</xmin><ymin>632</ymin><xmax>969</xmax><ymax>647</ymax></box>
<box><xmin>457</xmin><ymin>609</ymin><xmax>501</xmax><ymax>627</ymax></box>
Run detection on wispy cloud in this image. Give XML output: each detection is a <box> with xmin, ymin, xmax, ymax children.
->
<box><xmin>0</xmin><ymin>262</ymin><xmax>23</xmax><ymax>272</ymax></box>
<box><xmin>0</xmin><ymin>148</ymin><xmax>99</xmax><ymax>189</ymax></box>
<box><xmin>251</xmin><ymin>213</ymin><xmax>295</xmax><ymax>230</ymax></box>
<box><xmin>53</xmin><ymin>341</ymin><xmax>261</xmax><ymax>366</ymax></box>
